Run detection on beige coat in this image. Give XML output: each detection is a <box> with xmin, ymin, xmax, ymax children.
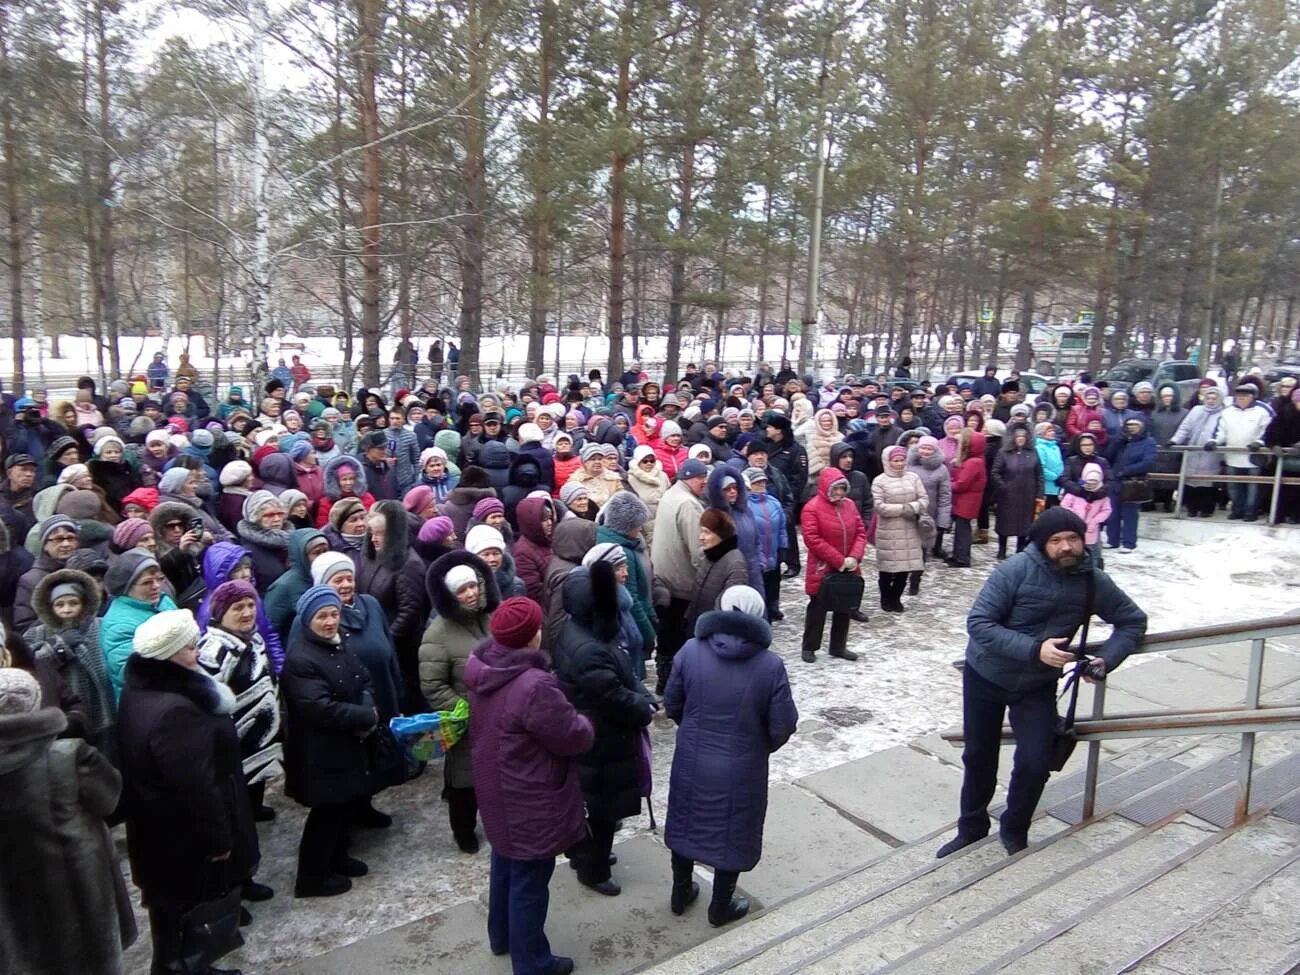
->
<box><xmin>870</xmin><ymin>470</ymin><xmax>928</xmax><ymax>573</ymax></box>
<box><xmin>627</xmin><ymin>461</ymin><xmax>669</xmax><ymax>545</ymax></box>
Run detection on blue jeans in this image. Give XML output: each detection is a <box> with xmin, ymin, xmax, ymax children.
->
<box><xmin>1105</xmin><ymin>501</ymin><xmax>1141</xmax><ymax>548</ymax></box>
<box><xmin>1227</xmin><ymin>466</ymin><xmax>1258</xmax><ymax>518</ymax></box>
<box><xmin>487</xmin><ymin>852</ymin><xmax>558</xmax><ymax>975</ymax></box>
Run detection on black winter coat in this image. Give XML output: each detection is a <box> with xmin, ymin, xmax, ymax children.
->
<box><xmin>990</xmin><ymin>442</ymin><xmax>1044</xmax><ymax>538</ymax></box>
<box><xmin>554</xmin><ymin>564</ymin><xmax>652</xmax><ymax>821</ymax></box>
<box><xmin>280</xmin><ymin>628</ymin><xmax>376</xmax><ymax>807</ymax></box>
<box><xmin>116</xmin><ymin>656</ymin><xmax>258</xmax><ymax>904</ymax></box>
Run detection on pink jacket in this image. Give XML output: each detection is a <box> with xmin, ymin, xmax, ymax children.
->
<box><xmin>1060</xmin><ymin>491</ymin><xmax>1112</xmax><ymax>544</ymax></box>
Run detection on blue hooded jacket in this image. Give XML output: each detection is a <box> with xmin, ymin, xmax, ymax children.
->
<box><xmin>195</xmin><ymin>540</ymin><xmax>286</xmax><ymax>671</ymax></box>
<box><xmin>706</xmin><ymin>466</ymin><xmax>764</xmax><ymax>592</ymax></box>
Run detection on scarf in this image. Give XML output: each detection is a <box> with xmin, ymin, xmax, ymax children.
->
<box><xmin>237</xmin><ymin>519</ymin><xmax>291</xmax><ymax>550</ymax></box>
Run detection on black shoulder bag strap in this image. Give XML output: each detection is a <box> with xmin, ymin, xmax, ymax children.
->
<box><xmin>1050</xmin><ymin>568</ymin><xmax>1096</xmax><ymax>772</ymax></box>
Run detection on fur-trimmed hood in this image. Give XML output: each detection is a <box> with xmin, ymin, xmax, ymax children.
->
<box><xmin>363</xmin><ymin>499</ymin><xmax>412</xmax><ymax>571</ymax></box>
<box><xmin>31</xmin><ymin>567</ymin><xmax>102</xmax><ymax>629</ymax></box>
<box><xmin>425</xmin><ymin>548</ymin><xmax>502</xmax><ymax>618</ymax></box>
<box><xmin>322</xmin><ymin>454</ymin><xmax>365</xmax><ymax>501</ymax></box>
<box><xmin>148</xmin><ymin>501</ymin><xmax>196</xmax><ymax>550</ymax></box>
<box><xmin>1001</xmin><ymin>421</ymin><xmax>1036</xmax><ymax>452</ymax></box>
<box><xmin>706</xmin><ymin>465</ymin><xmax>750</xmax><ymax>515</ymax></box>
<box><xmin>561</xmin><ymin>562</ymin><xmax>620</xmax><ymax>641</ymax></box>
<box><xmin>123</xmin><ymin>653</ymin><xmax>237</xmax><ymax>715</ymax></box>
<box><xmin>694</xmin><ymin>608</ymin><xmax>772</xmax><ymax>659</ymax></box>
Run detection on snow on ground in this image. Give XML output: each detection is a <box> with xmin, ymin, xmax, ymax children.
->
<box><xmin>120</xmin><ymin>517</ymin><xmax>1300</xmax><ymax>973</ymax></box>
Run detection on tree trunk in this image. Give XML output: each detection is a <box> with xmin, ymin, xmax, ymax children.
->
<box><xmin>0</xmin><ymin>4</ymin><xmax>24</xmax><ymax>391</ymax></box>
<box><xmin>458</xmin><ymin>0</ymin><xmax>487</xmax><ymax>388</ymax></box>
<box><xmin>526</xmin><ymin>0</ymin><xmax>555</xmax><ymax>378</ymax></box>
<box><xmin>353</xmin><ymin>0</ymin><xmax>383</xmax><ymax>387</ymax></box>
<box><xmin>92</xmin><ymin>0</ymin><xmax>120</xmax><ymax>376</ymax></box>
<box><xmin>606</xmin><ymin>4</ymin><xmax>633</xmax><ymax>384</ymax></box>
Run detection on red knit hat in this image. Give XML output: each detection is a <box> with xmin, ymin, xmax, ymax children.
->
<box><xmin>490</xmin><ymin>596</ymin><xmax>543</xmax><ymax>649</ymax></box>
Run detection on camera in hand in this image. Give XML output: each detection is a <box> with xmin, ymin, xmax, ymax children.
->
<box><xmin>187</xmin><ymin>516</ymin><xmax>205</xmax><ymax>535</ymax></box>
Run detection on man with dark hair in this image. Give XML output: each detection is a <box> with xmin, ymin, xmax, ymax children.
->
<box><xmin>936</xmin><ymin>507</ymin><xmax>1146</xmax><ymax>858</ymax></box>
<box><xmin>971</xmin><ymin>364</ymin><xmax>1002</xmax><ymax>398</ymax></box>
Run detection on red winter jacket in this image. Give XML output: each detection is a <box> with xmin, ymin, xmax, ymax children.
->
<box><xmin>950</xmin><ymin>433</ymin><xmax>989</xmax><ymax>521</ymax></box>
<box><xmin>512</xmin><ymin>497</ymin><xmax>556</xmax><ymax>603</ymax></box>
<box><xmin>800</xmin><ymin>468</ymin><xmax>867</xmax><ymax>597</ymax></box>
<box><xmin>650</xmin><ymin>420</ymin><xmax>688</xmax><ymax>481</ymax></box>
<box><xmin>1067</xmin><ymin>403</ymin><xmax>1107</xmax><ymax>444</ymax></box>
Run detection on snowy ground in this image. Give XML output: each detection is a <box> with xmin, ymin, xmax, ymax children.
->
<box><xmin>118</xmin><ymin>516</ymin><xmax>1300</xmax><ymax>974</ymax></box>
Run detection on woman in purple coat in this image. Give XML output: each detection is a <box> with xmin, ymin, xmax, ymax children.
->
<box><xmin>465</xmin><ymin>596</ymin><xmax>594</xmax><ymax>975</ymax></box>
<box><xmin>663</xmin><ymin>585</ymin><xmax>798</xmax><ymax>927</ymax></box>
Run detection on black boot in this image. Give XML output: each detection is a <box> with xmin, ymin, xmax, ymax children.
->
<box><xmin>908</xmin><ymin>571</ymin><xmax>922</xmax><ymax>596</ymax></box>
<box><xmin>670</xmin><ymin>855</ymin><xmax>700</xmax><ymax>916</ymax></box>
<box><xmin>829</xmin><ymin>646</ymin><xmax>859</xmax><ymax>661</ymax></box>
<box><xmin>708</xmin><ymin>872</ymin><xmax>750</xmax><ymax>927</ymax></box>
<box><xmin>848</xmin><ymin>609</ymin><xmax>870</xmax><ymax>623</ymax></box>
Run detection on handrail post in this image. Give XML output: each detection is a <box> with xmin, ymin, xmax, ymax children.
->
<box><xmin>1235</xmin><ymin>637</ymin><xmax>1266</xmax><ymax>825</ymax></box>
<box><xmin>1082</xmin><ymin>680</ymin><xmax>1106</xmax><ymax>819</ymax></box>
<box><xmin>1175</xmin><ymin>446</ymin><xmax>1188</xmax><ymax>519</ymax></box>
<box><xmin>1270</xmin><ymin>448</ymin><xmax>1284</xmax><ymax>526</ymax></box>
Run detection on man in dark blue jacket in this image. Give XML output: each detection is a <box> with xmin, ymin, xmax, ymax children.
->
<box><xmin>971</xmin><ymin>364</ymin><xmax>1003</xmax><ymax>399</ymax></box>
<box><xmin>937</xmin><ymin>507</ymin><xmax>1147</xmax><ymax>858</ymax></box>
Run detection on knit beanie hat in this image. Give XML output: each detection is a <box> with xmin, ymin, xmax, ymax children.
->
<box><xmin>580</xmin><ymin>443</ymin><xmax>604</xmax><ymax>463</ymax></box>
<box><xmin>677</xmin><ymin>459</ymin><xmax>709</xmax><ymax>481</ymax></box>
<box><xmin>660</xmin><ymin>420</ymin><xmax>682</xmax><ymax>439</ymax></box>
<box><xmin>37</xmin><ymin>512</ymin><xmax>80</xmax><ymax>551</ymax></box>
<box><xmin>599</xmin><ymin>491</ymin><xmax>650</xmax><ymax>535</ymax></box>
<box><xmin>329</xmin><ymin>497</ymin><xmax>365</xmax><ymax>531</ymax></box>
<box><xmin>133</xmin><ymin>609</ymin><xmax>200</xmax><ymax>660</ymax></box>
<box><xmin>57</xmin><ymin>463</ymin><xmax>89</xmax><ymax>485</ymax></box>
<box><xmin>720</xmin><ymin>585</ymin><xmax>766</xmax><ymax>617</ymax></box>
<box><xmin>632</xmin><ymin>445</ymin><xmax>655</xmax><ymax>466</ymax></box>
<box><xmin>403</xmin><ymin>485</ymin><xmax>435</xmax><ymax>514</ymax></box>
<box><xmin>559</xmin><ymin>482</ymin><xmax>588</xmax><ymax>506</ymax></box>
<box><xmin>190</xmin><ymin>429</ymin><xmax>214</xmax><ymax>450</ymax></box>
<box><xmin>434</xmin><ymin>429</ymin><xmax>461</xmax><ymax>456</ymax></box>
<box><xmin>741</xmin><ymin>466</ymin><xmax>768</xmax><ymax>488</ymax></box>
<box><xmin>279</xmin><ymin>489</ymin><xmax>309</xmax><ymax>514</ymax></box>
<box><xmin>49</xmin><ymin>580</ymin><xmax>85</xmax><ymax>604</ymax></box>
<box><xmin>582</xmin><ymin>542</ymin><xmax>627</xmax><ymax>568</ymax></box>
<box><xmin>307</xmin><ymin>551</ymin><xmax>351</xmax><ymax>588</ymax></box>
<box><xmin>112</xmin><ymin>517</ymin><xmax>153</xmax><ymax>552</ymax></box>
<box><xmin>296</xmin><ymin>585</ymin><xmax>342</xmax><ymax>625</ymax></box>
<box><xmin>219</xmin><ymin>460</ymin><xmax>253</xmax><ymax>488</ymax></box>
<box><xmin>688</xmin><ymin>443</ymin><xmax>712</xmax><ymax>461</ymax></box>
<box><xmin>210</xmin><ymin>580</ymin><xmax>258</xmax><ymax>625</ymax></box>
<box><xmin>444</xmin><ymin>563</ymin><xmax>479</xmax><ymax>595</ymax></box>
<box><xmin>465</xmin><ymin>524</ymin><xmax>505</xmax><ymax>556</ymax></box>
<box><xmin>489</xmin><ymin>596</ymin><xmax>543</xmax><ymax>649</ymax></box>
<box><xmin>419</xmin><ymin>515</ymin><xmax>455</xmax><ymax>545</ymax></box>
<box><xmin>93</xmin><ymin>435</ymin><xmax>125</xmax><ymax>457</ymax></box>
<box><xmin>472</xmin><ymin>497</ymin><xmax>505</xmax><ymax>521</ymax></box>
<box><xmin>419</xmin><ymin>447</ymin><xmax>448</xmax><ymax>470</ymax></box>
<box><xmin>48</xmin><ymin>436</ymin><xmax>78</xmax><ymax>461</ymax></box>
<box><xmin>158</xmin><ymin>467</ymin><xmax>191</xmax><ymax>495</ymax></box>
<box><xmin>699</xmin><ymin>507</ymin><xmax>736</xmax><ymax>541</ymax></box>
<box><xmin>1081</xmin><ymin>462</ymin><xmax>1104</xmax><ymax>489</ymax></box>
<box><xmin>105</xmin><ymin>550</ymin><xmax>161</xmax><ymax>598</ymax></box>
<box><xmin>243</xmin><ymin>490</ymin><xmax>282</xmax><ymax>522</ymax></box>
<box><xmin>0</xmin><ymin>669</ymin><xmax>41</xmax><ymax>715</ymax></box>
<box><xmin>287</xmin><ymin>440</ymin><xmax>314</xmax><ymax>462</ymax></box>
<box><xmin>1029</xmin><ymin>506</ymin><xmax>1088</xmax><ymax>551</ymax></box>
<box><xmin>518</xmin><ymin>422</ymin><xmax>543</xmax><ymax>445</ymax></box>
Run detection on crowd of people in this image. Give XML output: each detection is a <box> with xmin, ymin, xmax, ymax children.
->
<box><xmin>0</xmin><ymin>351</ymin><xmax>1291</xmax><ymax>975</ymax></box>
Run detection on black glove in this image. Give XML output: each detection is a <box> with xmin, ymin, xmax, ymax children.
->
<box><xmin>1203</xmin><ymin>442</ymin><xmax>1217</xmax><ymax>451</ymax></box>
<box><xmin>1248</xmin><ymin>441</ymin><xmax>1265</xmax><ymax>451</ymax></box>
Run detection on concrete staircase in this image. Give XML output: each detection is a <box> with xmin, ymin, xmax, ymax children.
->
<box><xmin>633</xmin><ymin>735</ymin><xmax>1300</xmax><ymax>975</ymax></box>
<box><xmin>280</xmin><ymin>732</ymin><xmax>1300</xmax><ymax>975</ymax></box>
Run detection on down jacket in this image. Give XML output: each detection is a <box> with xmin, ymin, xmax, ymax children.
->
<box><xmin>513</xmin><ymin>496</ymin><xmax>556</xmax><ymax>603</ymax></box>
<box><xmin>1169</xmin><ymin>402</ymin><xmax>1225</xmax><ymax>476</ymax></box>
<box><xmin>419</xmin><ymin>550</ymin><xmax>500</xmax><ymax>790</ymax></box>
<box><xmin>706</xmin><ymin>466</ymin><xmax>764</xmax><ymax>593</ymax></box>
<box><xmin>906</xmin><ymin>446</ymin><xmax>953</xmax><ymax>530</ymax></box>
<box><xmin>801</xmin><ymin>468</ymin><xmax>868</xmax><ymax>597</ymax></box>
<box><xmin>664</xmin><ymin>608</ymin><xmax>797</xmax><ymax>872</ymax></box>
<box><xmin>554</xmin><ymin>564</ymin><xmax>653</xmax><ymax>821</ymax></box>
<box><xmin>357</xmin><ymin>500</ymin><xmax>429</xmax><ymax>710</ymax></box>
<box><xmin>870</xmin><ymin>459</ymin><xmax>928</xmax><ymax>574</ymax></box>
<box><xmin>464</xmin><ymin>638</ymin><xmax>594</xmax><ymax>861</ymax></box>
<box><xmin>542</xmin><ymin>518</ymin><xmax>596</xmax><ymax>651</ymax></box>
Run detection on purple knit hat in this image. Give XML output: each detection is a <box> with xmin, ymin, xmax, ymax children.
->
<box><xmin>210</xmin><ymin>579</ymin><xmax>258</xmax><ymax>626</ymax></box>
<box><xmin>419</xmin><ymin>515</ymin><xmax>455</xmax><ymax>545</ymax></box>
<box><xmin>472</xmin><ymin>497</ymin><xmax>505</xmax><ymax>520</ymax></box>
<box><xmin>112</xmin><ymin>517</ymin><xmax>153</xmax><ymax>551</ymax></box>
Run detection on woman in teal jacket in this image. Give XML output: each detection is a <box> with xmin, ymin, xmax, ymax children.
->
<box><xmin>1034</xmin><ymin>422</ymin><xmax>1066</xmax><ymax>507</ymax></box>
<box><xmin>100</xmin><ymin>550</ymin><xmax>179</xmax><ymax>699</ymax></box>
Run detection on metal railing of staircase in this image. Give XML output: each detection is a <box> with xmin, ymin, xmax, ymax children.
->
<box><xmin>944</xmin><ymin>613</ymin><xmax>1300</xmax><ymax>827</ymax></box>
<box><xmin>1074</xmin><ymin>613</ymin><xmax>1300</xmax><ymax>824</ymax></box>
<box><xmin>1153</xmin><ymin>445</ymin><xmax>1300</xmax><ymax>526</ymax></box>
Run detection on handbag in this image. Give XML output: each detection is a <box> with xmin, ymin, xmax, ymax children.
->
<box><xmin>917</xmin><ymin>513</ymin><xmax>937</xmax><ymax>550</ymax></box>
<box><xmin>369</xmin><ymin>724</ymin><xmax>423</xmax><ymax>792</ymax></box>
<box><xmin>177</xmin><ymin>866</ymin><xmax>244</xmax><ymax>975</ymax></box>
<box><xmin>1119</xmin><ymin>476</ymin><xmax>1153</xmax><ymax>504</ymax></box>
<box><xmin>1050</xmin><ymin>570</ymin><xmax>1096</xmax><ymax>772</ymax></box>
<box><xmin>820</xmin><ymin>569</ymin><xmax>865</xmax><ymax>614</ymax></box>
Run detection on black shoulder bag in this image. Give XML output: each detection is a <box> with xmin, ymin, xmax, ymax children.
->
<box><xmin>1049</xmin><ymin>569</ymin><xmax>1096</xmax><ymax>772</ymax></box>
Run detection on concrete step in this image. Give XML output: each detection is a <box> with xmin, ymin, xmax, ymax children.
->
<box><xmin>801</xmin><ymin>816</ymin><xmax>1203</xmax><ymax>975</ymax></box>
<box><xmin>992</xmin><ymin>814</ymin><xmax>1300</xmax><ymax>975</ymax></box>
<box><xmin>1123</xmin><ymin>847</ymin><xmax>1300</xmax><ymax>975</ymax></box>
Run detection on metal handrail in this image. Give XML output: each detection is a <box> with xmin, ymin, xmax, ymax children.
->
<box><xmin>944</xmin><ymin>612</ymin><xmax>1300</xmax><ymax>826</ymax></box>
<box><xmin>1154</xmin><ymin>445</ymin><xmax>1300</xmax><ymax>525</ymax></box>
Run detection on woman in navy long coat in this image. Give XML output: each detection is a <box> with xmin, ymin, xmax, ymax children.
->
<box><xmin>663</xmin><ymin>585</ymin><xmax>798</xmax><ymax>927</ymax></box>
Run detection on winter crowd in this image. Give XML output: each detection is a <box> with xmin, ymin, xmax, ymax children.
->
<box><xmin>0</xmin><ymin>352</ymin><xmax>1292</xmax><ymax>975</ymax></box>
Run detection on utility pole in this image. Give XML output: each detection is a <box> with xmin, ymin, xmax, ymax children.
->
<box><xmin>799</xmin><ymin>50</ymin><xmax>831</xmax><ymax>378</ymax></box>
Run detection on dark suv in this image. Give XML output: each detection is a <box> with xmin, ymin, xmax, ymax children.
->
<box><xmin>1097</xmin><ymin>359</ymin><xmax>1202</xmax><ymax>401</ymax></box>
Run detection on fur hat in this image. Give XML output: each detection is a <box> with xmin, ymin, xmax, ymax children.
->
<box><xmin>599</xmin><ymin>491</ymin><xmax>650</xmax><ymax>535</ymax></box>
<box><xmin>133</xmin><ymin>608</ymin><xmax>200</xmax><ymax>660</ymax></box>
<box><xmin>489</xmin><ymin>596</ymin><xmax>543</xmax><ymax>649</ymax></box>
<box><xmin>465</xmin><ymin>524</ymin><xmax>505</xmax><ymax>556</ymax></box>
<box><xmin>459</xmin><ymin>466</ymin><xmax>491</xmax><ymax>489</ymax></box>
<box><xmin>699</xmin><ymin>506</ymin><xmax>736</xmax><ymax>541</ymax></box>
<box><xmin>0</xmin><ymin>669</ymin><xmax>42</xmax><ymax>714</ymax></box>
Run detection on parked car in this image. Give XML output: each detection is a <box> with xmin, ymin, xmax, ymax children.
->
<box><xmin>945</xmin><ymin>371</ymin><xmax>1052</xmax><ymax>396</ymax></box>
<box><xmin>1097</xmin><ymin>359</ymin><xmax>1202</xmax><ymax>402</ymax></box>
<box><xmin>1264</xmin><ymin>360</ymin><xmax>1300</xmax><ymax>384</ymax></box>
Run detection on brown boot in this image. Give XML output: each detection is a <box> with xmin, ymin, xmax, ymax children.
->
<box><xmin>974</xmin><ymin>529</ymin><xmax>989</xmax><ymax>545</ymax></box>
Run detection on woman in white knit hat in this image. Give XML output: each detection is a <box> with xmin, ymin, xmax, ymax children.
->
<box><xmin>116</xmin><ymin>608</ymin><xmax>260</xmax><ymax>974</ymax></box>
